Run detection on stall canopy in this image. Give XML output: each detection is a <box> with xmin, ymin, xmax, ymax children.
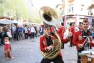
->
<box><xmin>0</xmin><ymin>19</ymin><xmax>12</xmax><ymax>24</ymax></box>
<box><xmin>12</xmin><ymin>20</ymin><xmax>23</xmax><ymax>24</ymax></box>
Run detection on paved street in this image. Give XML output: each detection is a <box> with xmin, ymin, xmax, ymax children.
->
<box><xmin>0</xmin><ymin>34</ymin><xmax>94</xmax><ymax>63</ymax></box>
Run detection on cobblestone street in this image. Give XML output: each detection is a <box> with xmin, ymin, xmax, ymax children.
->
<box><xmin>0</xmin><ymin>36</ymin><xmax>94</xmax><ymax>63</ymax></box>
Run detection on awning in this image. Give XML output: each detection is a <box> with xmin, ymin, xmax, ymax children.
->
<box><xmin>0</xmin><ymin>19</ymin><xmax>12</xmax><ymax>24</ymax></box>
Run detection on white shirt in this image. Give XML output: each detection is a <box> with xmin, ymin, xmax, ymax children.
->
<box><xmin>30</xmin><ymin>27</ymin><xmax>35</xmax><ymax>33</ymax></box>
<box><xmin>7</xmin><ymin>32</ymin><xmax>12</xmax><ymax>38</ymax></box>
<box><xmin>12</xmin><ymin>27</ymin><xmax>16</xmax><ymax>32</ymax></box>
<box><xmin>24</xmin><ymin>27</ymin><xmax>28</xmax><ymax>33</ymax></box>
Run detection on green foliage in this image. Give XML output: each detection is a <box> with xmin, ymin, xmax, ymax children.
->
<box><xmin>0</xmin><ymin>0</ymin><xmax>6</xmax><ymax>3</ymax></box>
<box><xmin>0</xmin><ymin>0</ymin><xmax>42</xmax><ymax>24</ymax></box>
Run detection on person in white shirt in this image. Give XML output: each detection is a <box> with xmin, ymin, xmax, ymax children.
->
<box><xmin>30</xmin><ymin>25</ymin><xmax>35</xmax><ymax>39</ymax></box>
<box><xmin>24</xmin><ymin>25</ymin><xmax>28</xmax><ymax>39</ymax></box>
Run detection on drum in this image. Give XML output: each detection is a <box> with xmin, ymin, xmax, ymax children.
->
<box><xmin>79</xmin><ymin>51</ymin><xmax>94</xmax><ymax>63</ymax></box>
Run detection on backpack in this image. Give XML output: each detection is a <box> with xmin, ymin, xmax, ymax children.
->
<box><xmin>1</xmin><ymin>32</ymin><xmax>5</xmax><ymax>37</ymax></box>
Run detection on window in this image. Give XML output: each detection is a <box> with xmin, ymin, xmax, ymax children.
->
<box><xmin>68</xmin><ymin>5</ymin><xmax>74</xmax><ymax>13</ymax></box>
<box><xmin>88</xmin><ymin>9</ymin><xmax>93</xmax><ymax>15</ymax></box>
<box><xmin>80</xmin><ymin>5</ymin><xmax>84</xmax><ymax>11</ymax></box>
<box><xmin>81</xmin><ymin>8</ymin><xmax>83</xmax><ymax>11</ymax></box>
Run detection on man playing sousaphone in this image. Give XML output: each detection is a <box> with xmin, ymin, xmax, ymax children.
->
<box><xmin>73</xmin><ymin>20</ymin><xmax>94</xmax><ymax>63</ymax></box>
<box><xmin>40</xmin><ymin>24</ymin><xmax>72</xmax><ymax>63</ymax></box>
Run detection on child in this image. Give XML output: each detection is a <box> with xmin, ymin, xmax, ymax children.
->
<box><xmin>4</xmin><ymin>37</ymin><xmax>14</xmax><ymax>59</ymax></box>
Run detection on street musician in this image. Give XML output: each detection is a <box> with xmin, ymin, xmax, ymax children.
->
<box><xmin>39</xmin><ymin>6</ymin><xmax>72</xmax><ymax>63</ymax></box>
<box><xmin>73</xmin><ymin>20</ymin><xmax>94</xmax><ymax>63</ymax></box>
<box><xmin>40</xmin><ymin>25</ymin><xmax>72</xmax><ymax>63</ymax></box>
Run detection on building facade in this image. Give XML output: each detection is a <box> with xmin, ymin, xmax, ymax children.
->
<box><xmin>61</xmin><ymin>0</ymin><xmax>94</xmax><ymax>28</ymax></box>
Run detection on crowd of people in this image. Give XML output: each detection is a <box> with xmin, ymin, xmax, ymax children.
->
<box><xmin>0</xmin><ymin>24</ymin><xmax>44</xmax><ymax>45</ymax></box>
<box><xmin>0</xmin><ymin>23</ymin><xmax>45</xmax><ymax>59</ymax></box>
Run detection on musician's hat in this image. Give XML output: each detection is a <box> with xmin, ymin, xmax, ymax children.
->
<box><xmin>83</xmin><ymin>20</ymin><xmax>89</xmax><ymax>23</ymax></box>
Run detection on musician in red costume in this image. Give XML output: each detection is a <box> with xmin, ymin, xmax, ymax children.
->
<box><xmin>72</xmin><ymin>20</ymin><xmax>94</xmax><ymax>63</ymax></box>
<box><xmin>57</xmin><ymin>22</ymin><xmax>65</xmax><ymax>49</ymax></box>
<box><xmin>40</xmin><ymin>25</ymin><xmax>72</xmax><ymax>63</ymax></box>
<box><xmin>68</xmin><ymin>23</ymin><xmax>75</xmax><ymax>47</ymax></box>
<box><xmin>50</xmin><ymin>26</ymin><xmax>55</xmax><ymax>33</ymax></box>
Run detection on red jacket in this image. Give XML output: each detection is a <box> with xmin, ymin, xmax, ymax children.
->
<box><xmin>68</xmin><ymin>26</ymin><xmax>75</xmax><ymax>34</ymax></box>
<box><xmin>79</xmin><ymin>27</ymin><xmax>83</xmax><ymax>31</ymax></box>
<box><xmin>72</xmin><ymin>31</ymin><xmax>94</xmax><ymax>50</ymax></box>
<box><xmin>57</xmin><ymin>26</ymin><xmax>65</xmax><ymax>38</ymax></box>
<box><xmin>40</xmin><ymin>34</ymin><xmax>69</xmax><ymax>57</ymax></box>
<box><xmin>50</xmin><ymin>27</ymin><xmax>55</xmax><ymax>33</ymax></box>
<box><xmin>4</xmin><ymin>41</ymin><xmax>11</xmax><ymax>51</ymax></box>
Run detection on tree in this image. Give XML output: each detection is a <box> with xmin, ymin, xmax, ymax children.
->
<box><xmin>0</xmin><ymin>0</ymin><xmax>42</xmax><ymax>23</ymax></box>
<box><xmin>0</xmin><ymin>0</ymin><xmax>30</xmax><ymax>20</ymax></box>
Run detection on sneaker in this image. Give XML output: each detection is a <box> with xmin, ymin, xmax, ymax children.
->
<box><xmin>6</xmin><ymin>57</ymin><xmax>9</xmax><ymax>59</ymax></box>
<box><xmin>11</xmin><ymin>57</ymin><xmax>14</xmax><ymax>59</ymax></box>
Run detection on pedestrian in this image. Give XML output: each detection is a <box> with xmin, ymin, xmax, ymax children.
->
<box><xmin>4</xmin><ymin>37</ymin><xmax>14</xmax><ymax>59</ymax></box>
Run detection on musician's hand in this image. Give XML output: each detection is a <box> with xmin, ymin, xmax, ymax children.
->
<box><xmin>46</xmin><ymin>45</ymin><xmax>54</xmax><ymax>51</ymax></box>
<box><xmin>43</xmin><ymin>32</ymin><xmax>47</xmax><ymax>36</ymax></box>
<box><xmin>67</xmin><ymin>32</ymin><xmax>72</xmax><ymax>37</ymax></box>
<box><xmin>46</xmin><ymin>46</ymin><xmax>52</xmax><ymax>51</ymax></box>
<box><xmin>78</xmin><ymin>44</ymin><xmax>83</xmax><ymax>48</ymax></box>
<box><xmin>49</xmin><ymin>45</ymin><xmax>54</xmax><ymax>50</ymax></box>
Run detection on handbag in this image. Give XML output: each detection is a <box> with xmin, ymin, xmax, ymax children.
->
<box><xmin>28</xmin><ymin>31</ymin><xmax>31</xmax><ymax>35</ymax></box>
